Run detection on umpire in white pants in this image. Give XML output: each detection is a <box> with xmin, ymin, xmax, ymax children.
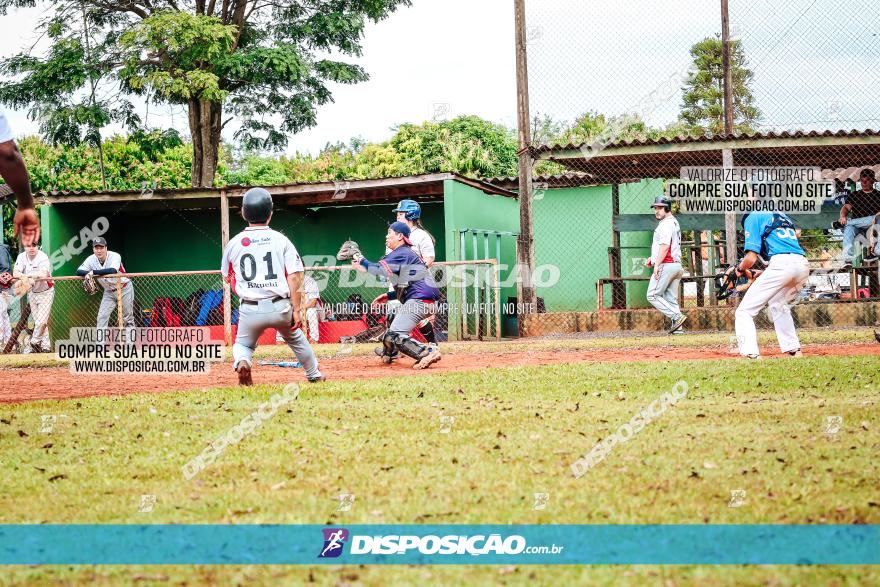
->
<box><xmin>646</xmin><ymin>196</ymin><xmax>687</xmax><ymax>333</ymax></box>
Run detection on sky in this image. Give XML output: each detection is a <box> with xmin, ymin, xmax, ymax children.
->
<box><xmin>1</xmin><ymin>0</ymin><xmax>877</xmax><ymax>156</ymax></box>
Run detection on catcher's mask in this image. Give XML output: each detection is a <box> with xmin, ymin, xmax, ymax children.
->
<box><xmin>242</xmin><ymin>187</ymin><xmax>273</xmax><ymax>223</ymax></box>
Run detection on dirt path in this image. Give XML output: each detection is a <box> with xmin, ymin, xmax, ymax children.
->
<box><xmin>3</xmin><ymin>343</ymin><xmax>879</xmax><ymax>404</ymax></box>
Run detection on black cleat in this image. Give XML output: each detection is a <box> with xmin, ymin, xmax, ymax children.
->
<box><xmin>236</xmin><ymin>362</ymin><xmax>253</xmax><ymax>386</ymax></box>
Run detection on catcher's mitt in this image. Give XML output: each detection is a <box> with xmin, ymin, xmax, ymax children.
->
<box><xmin>715</xmin><ymin>264</ymin><xmax>756</xmax><ymax>300</ymax></box>
<box><xmin>13</xmin><ymin>276</ymin><xmax>33</xmax><ymax>297</ymax></box>
<box><xmin>336</xmin><ymin>239</ymin><xmax>364</xmax><ymax>262</ymax></box>
<box><xmin>82</xmin><ymin>274</ymin><xmax>99</xmax><ymax>296</ymax></box>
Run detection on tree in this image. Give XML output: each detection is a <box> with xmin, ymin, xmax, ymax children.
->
<box><xmin>0</xmin><ymin>1</ymin><xmax>411</xmax><ymax>187</ymax></box>
<box><xmin>679</xmin><ymin>36</ymin><xmax>761</xmax><ymax>134</ymax></box>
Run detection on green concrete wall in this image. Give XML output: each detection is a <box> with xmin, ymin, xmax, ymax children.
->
<box><xmin>530</xmin><ymin>180</ymin><xmax>660</xmax><ymax>312</ymax></box>
<box><xmin>443</xmin><ymin>180</ymin><xmax>520</xmax><ymax>338</ymax></box>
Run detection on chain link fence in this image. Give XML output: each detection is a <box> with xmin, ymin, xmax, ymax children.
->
<box><xmin>517</xmin><ymin>0</ymin><xmax>880</xmax><ymax>335</ymax></box>
<box><xmin>0</xmin><ymin>261</ymin><xmax>499</xmax><ymax>354</ymax></box>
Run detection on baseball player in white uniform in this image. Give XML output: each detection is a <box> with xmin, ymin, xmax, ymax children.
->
<box><xmin>221</xmin><ymin>187</ymin><xmax>323</xmax><ymax>385</ymax></box>
<box><xmin>734</xmin><ymin>212</ymin><xmax>810</xmax><ymax>359</ymax></box>
<box><xmin>13</xmin><ymin>242</ymin><xmax>54</xmax><ymax>352</ymax></box>
<box><xmin>76</xmin><ymin>237</ymin><xmax>136</xmax><ymax>328</ymax></box>
<box><xmin>646</xmin><ymin>196</ymin><xmax>687</xmax><ymax>333</ymax></box>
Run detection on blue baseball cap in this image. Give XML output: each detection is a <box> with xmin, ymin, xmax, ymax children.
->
<box><xmin>389</xmin><ymin>221</ymin><xmax>413</xmax><ymax>245</ymax></box>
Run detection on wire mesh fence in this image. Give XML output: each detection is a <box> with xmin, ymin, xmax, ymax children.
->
<box><xmin>516</xmin><ymin>0</ymin><xmax>880</xmax><ymax>335</ymax></box>
<box><xmin>0</xmin><ymin>261</ymin><xmax>500</xmax><ymax>354</ymax></box>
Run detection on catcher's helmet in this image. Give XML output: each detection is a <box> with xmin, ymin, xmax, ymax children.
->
<box><xmin>242</xmin><ymin>187</ymin><xmax>273</xmax><ymax>223</ymax></box>
<box><xmin>650</xmin><ymin>195</ymin><xmax>671</xmax><ymax>211</ymax></box>
<box><xmin>393</xmin><ymin>199</ymin><xmax>421</xmax><ymax>220</ymax></box>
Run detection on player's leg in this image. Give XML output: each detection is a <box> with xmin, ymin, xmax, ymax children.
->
<box><xmin>842</xmin><ymin>216</ymin><xmax>873</xmax><ymax>263</ymax></box>
<box><xmin>664</xmin><ymin>264</ymin><xmax>685</xmax><ymax>332</ymax></box>
<box><xmin>121</xmin><ymin>284</ymin><xmax>136</xmax><ymax>327</ymax></box>
<box><xmin>0</xmin><ymin>291</ymin><xmax>10</xmax><ymax>345</ymax></box>
<box><xmin>277</xmin><ymin>302</ymin><xmax>323</xmax><ymax>381</ymax></box>
<box><xmin>232</xmin><ymin>304</ymin><xmax>265</xmax><ymax>385</ymax></box>
<box><xmin>417</xmin><ymin>315</ymin><xmax>437</xmax><ymax>344</ymax></box>
<box><xmin>734</xmin><ymin>260</ymin><xmax>787</xmax><ymax>357</ymax></box>
<box><xmin>647</xmin><ymin>263</ymin><xmax>686</xmax><ymax>331</ymax></box>
<box><xmin>767</xmin><ymin>258</ymin><xmax>810</xmax><ymax>354</ymax></box>
<box><xmin>30</xmin><ymin>289</ymin><xmax>53</xmax><ymax>351</ymax></box>
<box><xmin>387</xmin><ymin>300</ymin><xmax>440</xmax><ymax>369</ymax></box>
<box><xmin>306</xmin><ymin>307</ymin><xmax>319</xmax><ymax>343</ymax></box>
<box><xmin>96</xmin><ymin>291</ymin><xmax>115</xmax><ymax>329</ymax></box>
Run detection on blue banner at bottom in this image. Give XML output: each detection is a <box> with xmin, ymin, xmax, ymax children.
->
<box><xmin>0</xmin><ymin>525</ymin><xmax>877</xmax><ymax>565</ymax></box>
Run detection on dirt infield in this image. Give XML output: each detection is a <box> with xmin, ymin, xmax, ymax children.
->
<box><xmin>3</xmin><ymin>342</ymin><xmax>880</xmax><ymax>404</ymax></box>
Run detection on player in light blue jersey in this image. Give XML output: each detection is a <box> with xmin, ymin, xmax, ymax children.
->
<box><xmin>733</xmin><ymin>212</ymin><xmax>810</xmax><ymax>359</ymax></box>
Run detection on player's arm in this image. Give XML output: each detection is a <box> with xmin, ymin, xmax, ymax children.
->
<box><xmin>287</xmin><ymin>270</ymin><xmax>304</xmax><ymax>330</ymax></box>
<box><xmin>12</xmin><ymin>257</ymin><xmax>24</xmax><ymax>279</ymax></box>
<box><xmin>736</xmin><ymin>251</ymin><xmax>760</xmax><ymax>275</ymax></box>
<box><xmin>737</xmin><ymin>215</ymin><xmax>764</xmax><ymax>275</ymax></box>
<box><xmin>0</xmin><ymin>140</ymin><xmax>39</xmax><ymax>246</ymax></box>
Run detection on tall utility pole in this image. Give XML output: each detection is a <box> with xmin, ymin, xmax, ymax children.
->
<box><xmin>721</xmin><ymin>0</ymin><xmax>737</xmax><ymax>267</ymax></box>
<box><xmin>514</xmin><ymin>0</ymin><xmax>537</xmax><ymax>330</ymax></box>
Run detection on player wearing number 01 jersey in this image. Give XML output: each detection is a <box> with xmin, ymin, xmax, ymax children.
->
<box><xmin>734</xmin><ymin>212</ymin><xmax>810</xmax><ymax>359</ymax></box>
<box><xmin>221</xmin><ymin>187</ymin><xmax>324</xmax><ymax>385</ymax></box>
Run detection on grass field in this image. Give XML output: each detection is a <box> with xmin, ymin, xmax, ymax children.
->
<box><xmin>1</xmin><ymin>330</ymin><xmax>878</xmax><ymax>585</ymax></box>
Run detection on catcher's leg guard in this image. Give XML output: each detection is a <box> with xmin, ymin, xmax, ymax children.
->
<box><xmin>386</xmin><ymin>331</ymin><xmax>441</xmax><ymax>369</ymax></box>
<box><xmin>418</xmin><ymin>320</ymin><xmax>436</xmax><ymax>344</ymax></box>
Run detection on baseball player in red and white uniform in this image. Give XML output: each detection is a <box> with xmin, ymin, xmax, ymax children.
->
<box><xmin>13</xmin><ymin>242</ymin><xmax>54</xmax><ymax>352</ymax></box>
<box><xmin>221</xmin><ymin>187</ymin><xmax>323</xmax><ymax>385</ymax></box>
<box><xmin>646</xmin><ymin>196</ymin><xmax>687</xmax><ymax>333</ymax></box>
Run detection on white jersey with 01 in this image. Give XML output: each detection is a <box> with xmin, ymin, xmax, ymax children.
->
<box><xmin>221</xmin><ymin>226</ymin><xmax>304</xmax><ymax>301</ymax></box>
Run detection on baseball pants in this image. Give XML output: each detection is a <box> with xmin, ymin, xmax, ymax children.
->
<box><xmin>28</xmin><ymin>287</ymin><xmax>54</xmax><ymax>350</ymax></box>
<box><xmin>735</xmin><ymin>253</ymin><xmax>810</xmax><ymax>357</ymax></box>
<box><xmin>389</xmin><ymin>299</ymin><xmax>436</xmax><ymax>338</ymax></box>
<box><xmin>0</xmin><ymin>290</ymin><xmax>10</xmax><ymax>346</ymax></box>
<box><xmin>234</xmin><ymin>298</ymin><xmax>322</xmax><ymax>380</ymax></box>
<box><xmin>647</xmin><ymin>262</ymin><xmax>684</xmax><ymax>321</ymax></box>
<box><xmin>97</xmin><ymin>284</ymin><xmax>136</xmax><ymax>328</ymax></box>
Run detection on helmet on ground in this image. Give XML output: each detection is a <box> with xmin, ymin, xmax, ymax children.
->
<box><xmin>393</xmin><ymin>199</ymin><xmax>421</xmax><ymax>220</ymax></box>
<box><xmin>242</xmin><ymin>187</ymin><xmax>273</xmax><ymax>223</ymax></box>
<box><xmin>650</xmin><ymin>195</ymin><xmax>671</xmax><ymax>211</ymax></box>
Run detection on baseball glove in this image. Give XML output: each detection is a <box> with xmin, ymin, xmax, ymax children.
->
<box><xmin>82</xmin><ymin>274</ymin><xmax>99</xmax><ymax>296</ymax></box>
<box><xmin>336</xmin><ymin>239</ymin><xmax>364</xmax><ymax>262</ymax></box>
<box><xmin>13</xmin><ymin>276</ymin><xmax>33</xmax><ymax>297</ymax></box>
<box><xmin>715</xmin><ymin>264</ymin><xmax>756</xmax><ymax>300</ymax></box>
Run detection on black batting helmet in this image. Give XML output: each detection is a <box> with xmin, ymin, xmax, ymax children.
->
<box><xmin>650</xmin><ymin>195</ymin><xmax>671</xmax><ymax>211</ymax></box>
<box><xmin>242</xmin><ymin>187</ymin><xmax>273</xmax><ymax>223</ymax></box>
